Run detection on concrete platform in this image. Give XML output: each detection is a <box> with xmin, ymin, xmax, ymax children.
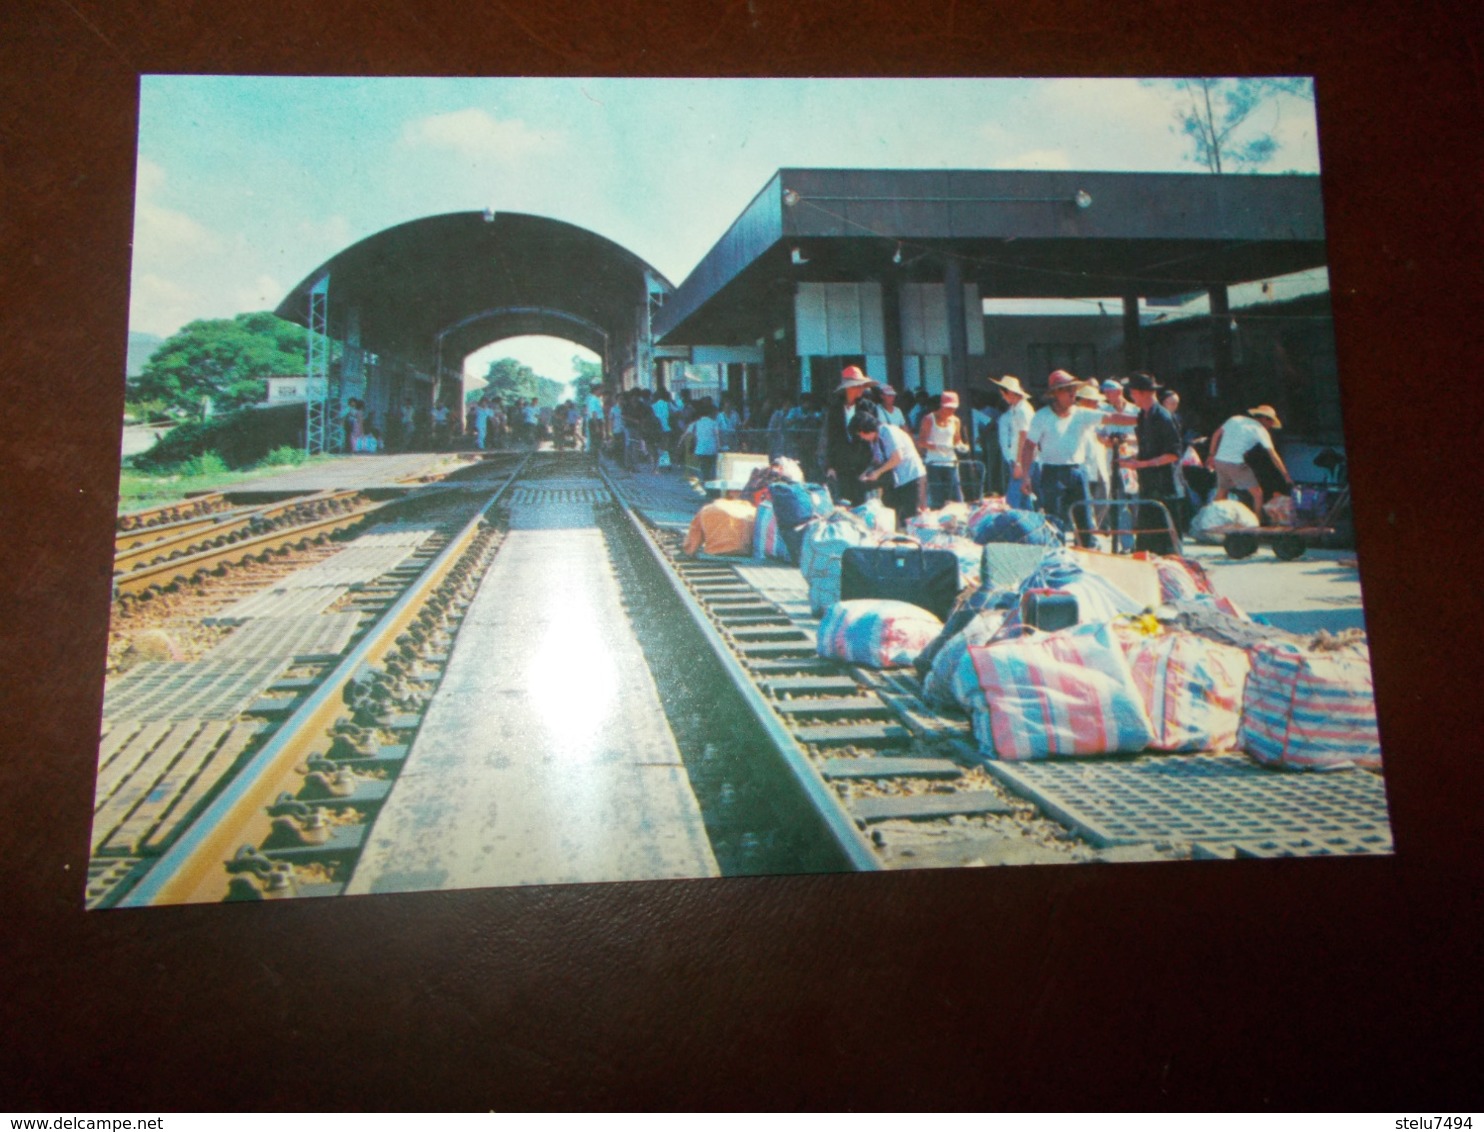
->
<box><xmin>345</xmin><ymin>480</ymin><xmax>719</xmax><ymax>894</ymax></box>
<box><xmin>220</xmin><ymin>452</ymin><xmax>468</xmax><ymax>496</ymax></box>
<box><xmin>1183</xmin><ymin>543</ymin><xmax>1367</xmax><ymax>634</ymax></box>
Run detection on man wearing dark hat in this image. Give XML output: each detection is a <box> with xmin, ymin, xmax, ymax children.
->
<box><xmin>1119</xmin><ymin>372</ymin><xmax>1183</xmax><ymax>553</ymax></box>
<box><xmin>817</xmin><ymin>365</ymin><xmax>881</xmax><ymax>505</ymax></box>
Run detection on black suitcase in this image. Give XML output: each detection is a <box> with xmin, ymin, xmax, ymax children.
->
<box><xmin>1020</xmin><ymin>588</ymin><xmax>1079</xmax><ymax>631</ymax></box>
<box><xmin>839</xmin><ymin>536</ymin><xmax>962</xmax><ymax>620</ymax></box>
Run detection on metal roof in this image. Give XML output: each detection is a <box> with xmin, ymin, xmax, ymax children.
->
<box><xmin>654</xmin><ymin>169</ymin><xmax>1328</xmax><ymax>345</ymax></box>
<box><xmin>276</xmin><ymin>211</ymin><xmax>673</xmax><ymax>365</ymax></box>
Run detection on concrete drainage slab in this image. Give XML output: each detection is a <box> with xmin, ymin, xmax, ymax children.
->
<box><xmin>981</xmin><ymin>753</ymin><xmax>1393</xmax><ymax>851</ymax></box>
<box><xmin>204</xmin><ymin>586</ymin><xmax>345</xmax><ymax>625</ymax></box>
<box><xmin>210</xmin><ymin>613</ymin><xmax>364</xmax><ymax>661</ymax></box>
<box><xmin>102</xmin><ymin>658</ymin><xmax>291</xmax><ymax>722</ymax></box>
<box><xmin>1191</xmin><ymin>832</ymin><xmax>1394</xmax><ymax>860</ymax></box>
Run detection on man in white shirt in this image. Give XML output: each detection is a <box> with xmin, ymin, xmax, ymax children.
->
<box><xmin>1018</xmin><ymin>370</ymin><xmax>1134</xmax><ymax>540</ymax></box>
<box><xmin>993</xmin><ymin>375</ymin><xmax>1033</xmax><ymax>509</ymax></box>
<box><xmin>1207</xmin><ymin>404</ymin><xmax>1293</xmax><ymax>518</ymax></box>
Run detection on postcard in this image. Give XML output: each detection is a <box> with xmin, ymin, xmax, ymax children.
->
<box><xmin>92</xmin><ymin>76</ymin><xmax>1389</xmax><ymax>908</ymax></box>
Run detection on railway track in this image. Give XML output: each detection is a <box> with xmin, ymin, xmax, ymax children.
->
<box><xmin>113</xmin><ymin>491</ymin><xmax>371</xmax><ymax>591</ymax></box>
<box><xmin>92</xmin><ymin>456</ymin><xmax>1115</xmax><ymax>907</ymax></box>
<box><xmin>90</xmin><ymin>451</ymin><xmax>1391</xmax><ymax>907</ymax></box>
<box><xmin>116</xmin><ymin>492</ymin><xmax>231</xmax><ymax>532</ymax></box>
<box><xmin>604</xmin><ymin>473</ymin><xmax>1091</xmax><ymax>872</ymax></box>
<box><xmin>92</xmin><ymin>455</ymin><xmax>531</xmax><ymax>907</ymax></box>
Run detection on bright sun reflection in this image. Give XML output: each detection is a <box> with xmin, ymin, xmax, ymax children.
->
<box><xmin>525</xmin><ymin>581</ymin><xmax>620</xmax><ymax>760</ymax></box>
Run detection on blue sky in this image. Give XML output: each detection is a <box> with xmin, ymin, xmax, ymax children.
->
<box><xmin>130</xmin><ymin>76</ymin><xmax>1320</xmax><ymax>384</ymax></box>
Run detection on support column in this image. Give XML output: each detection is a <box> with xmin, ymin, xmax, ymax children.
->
<box><xmin>1209</xmin><ymin>285</ymin><xmax>1233</xmax><ymax>399</ymax></box>
<box><xmin>944</xmin><ymin>256</ymin><xmax>968</xmax><ymax>397</ymax></box>
<box><xmin>1122</xmin><ymin>292</ymin><xmax>1143</xmax><ymax>373</ymax></box>
<box><xmin>882</xmin><ymin>276</ymin><xmax>904</xmax><ymax>392</ymax></box>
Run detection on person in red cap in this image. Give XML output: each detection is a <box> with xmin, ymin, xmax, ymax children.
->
<box><xmin>917</xmin><ymin>390</ymin><xmax>969</xmax><ymax>509</ymax></box>
<box><xmin>817</xmin><ymin>365</ymin><xmax>881</xmax><ymax>505</ymax></box>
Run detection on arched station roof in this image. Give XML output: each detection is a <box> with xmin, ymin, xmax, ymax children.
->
<box><xmin>276</xmin><ymin>211</ymin><xmax>672</xmax><ymax>366</ymax></box>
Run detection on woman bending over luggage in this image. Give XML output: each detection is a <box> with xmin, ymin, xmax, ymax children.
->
<box><xmin>852</xmin><ymin>411</ymin><xmax>927</xmax><ymax>530</ymax></box>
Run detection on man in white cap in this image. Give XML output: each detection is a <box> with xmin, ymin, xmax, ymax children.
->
<box><xmin>992</xmin><ymin>375</ymin><xmax>1033</xmax><ymax>509</ymax></box>
<box><xmin>878</xmin><ymin>385</ymin><xmax>907</xmax><ymax>429</ymax></box>
<box><xmin>1206</xmin><ymin>404</ymin><xmax>1293</xmax><ymax>520</ymax></box>
<box><xmin>1018</xmin><ymin>370</ymin><xmax>1135</xmax><ymax>538</ymax></box>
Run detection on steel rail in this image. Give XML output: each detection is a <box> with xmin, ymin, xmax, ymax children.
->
<box><xmin>116</xmin><ymin>510</ymin><xmax>246</xmax><ymax>554</ymax></box>
<box><xmin>118</xmin><ymin>454</ymin><xmax>532</xmax><ymax>906</ymax></box>
<box><xmin>598</xmin><ymin>467</ymin><xmax>881</xmax><ymax>872</ymax></box>
<box><xmin>116</xmin><ymin>493</ymin><xmax>229</xmax><ymax>532</ymax></box>
<box><xmin>113</xmin><ymin>491</ymin><xmax>364</xmax><ymax>571</ymax></box>
<box><xmin>113</xmin><ymin>501</ymin><xmax>383</xmax><ymax>599</ymax></box>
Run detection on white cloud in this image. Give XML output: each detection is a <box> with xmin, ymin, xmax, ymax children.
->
<box><xmin>128</xmin><ymin>272</ymin><xmax>198</xmax><ymax>337</ymax></box>
<box><xmin>133</xmin><ymin>159</ymin><xmax>219</xmax><ymax>255</ymax></box>
<box><xmin>400</xmin><ymin>108</ymin><xmax>556</xmax><ymax>161</ymax></box>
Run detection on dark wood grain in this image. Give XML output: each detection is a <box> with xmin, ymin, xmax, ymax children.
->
<box><xmin>1</xmin><ymin>0</ymin><xmax>1481</xmax><ymax>1110</ymax></box>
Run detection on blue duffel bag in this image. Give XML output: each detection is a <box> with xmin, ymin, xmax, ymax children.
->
<box><xmin>973</xmin><ymin>508</ymin><xmax>1062</xmax><ymax>547</ymax></box>
<box><xmin>770</xmin><ymin>482</ymin><xmax>834</xmax><ymax>565</ymax></box>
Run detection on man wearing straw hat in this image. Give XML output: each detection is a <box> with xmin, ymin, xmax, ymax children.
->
<box><xmin>1018</xmin><ymin>370</ymin><xmax>1134</xmax><ymax>538</ymax></box>
<box><xmin>992</xmin><ymin>375</ymin><xmax>1033</xmax><ymax>509</ymax></box>
<box><xmin>1206</xmin><ymin>404</ymin><xmax>1294</xmax><ymax>521</ymax></box>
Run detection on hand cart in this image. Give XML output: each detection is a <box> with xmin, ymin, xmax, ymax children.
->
<box><xmin>1216</xmin><ymin>483</ymin><xmax>1351</xmax><ymax>561</ymax></box>
<box><xmin>1068</xmin><ymin>497</ymin><xmax>1183</xmax><ymax>556</ymax></box>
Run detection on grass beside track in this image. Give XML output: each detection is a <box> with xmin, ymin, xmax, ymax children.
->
<box><xmin>118</xmin><ymin>456</ymin><xmax>337</xmax><ymax>510</ymax></box>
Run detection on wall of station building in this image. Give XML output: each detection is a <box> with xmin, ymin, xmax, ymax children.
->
<box><xmin>712</xmin><ymin>279</ymin><xmax>1342</xmax><ymax>446</ymax></box>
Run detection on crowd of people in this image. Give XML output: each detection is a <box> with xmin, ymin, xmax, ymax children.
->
<box><xmin>810</xmin><ymin>363</ymin><xmax>1296</xmax><ymax>554</ymax></box>
<box><xmin>340</xmin><ymin>369</ymin><xmax>1295</xmax><ymax>553</ymax></box>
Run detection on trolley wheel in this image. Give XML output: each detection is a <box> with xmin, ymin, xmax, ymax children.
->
<box><xmin>1272</xmin><ymin>533</ymin><xmax>1307</xmax><ymax>561</ymax></box>
<box><xmin>1224</xmin><ymin>532</ymin><xmax>1259</xmax><ymax>559</ymax></box>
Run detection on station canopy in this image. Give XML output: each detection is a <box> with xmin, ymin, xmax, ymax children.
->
<box><xmin>654</xmin><ymin>169</ymin><xmax>1329</xmax><ymax>345</ymax></box>
<box><xmin>276</xmin><ymin>211</ymin><xmax>672</xmax><ymax>365</ymax></box>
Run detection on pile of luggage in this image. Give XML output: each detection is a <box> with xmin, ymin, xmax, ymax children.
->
<box><xmin>689</xmin><ymin>472</ymin><xmax>1381</xmax><ymax>774</ymax></box>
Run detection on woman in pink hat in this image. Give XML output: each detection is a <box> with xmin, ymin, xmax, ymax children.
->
<box><xmin>917</xmin><ymin>390</ymin><xmax>969</xmax><ymax>509</ymax></box>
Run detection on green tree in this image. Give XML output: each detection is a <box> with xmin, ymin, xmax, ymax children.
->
<box><xmin>480</xmin><ymin>357</ymin><xmax>567</xmax><ymax>408</ymax></box>
<box><xmin>481</xmin><ymin>357</ymin><xmax>543</xmax><ymax>403</ymax></box>
<box><xmin>134</xmin><ymin>311</ymin><xmax>310</xmax><ymax>416</ymax></box>
<box><xmin>1156</xmin><ymin>78</ymin><xmax>1313</xmax><ymax>174</ymax></box>
<box><xmin>571</xmin><ymin>355</ymin><xmax>603</xmax><ymax>404</ymax></box>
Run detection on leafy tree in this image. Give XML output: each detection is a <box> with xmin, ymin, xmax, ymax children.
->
<box><xmin>479</xmin><ymin>357</ymin><xmax>566</xmax><ymax>407</ymax></box>
<box><xmin>481</xmin><ymin>357</ymin><xmax>543</xmax><ymax>403</ymax></box>
<box><xmin>133</xmin><ymin>311</ymin><xmax>311</xmax><ymax>417</ymax></box>
<box><xmin>571</xmin><ymin>355</ymin><xmax>604</xmax><ymax>404</ymax></box>
<box><xmin>1157</xmin><ymin>78</ymin><xmax>1313</xmax><ymax>174</ymax></box>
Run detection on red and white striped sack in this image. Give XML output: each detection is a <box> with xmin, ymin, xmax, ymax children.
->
<box><xmin>816</xmin><ymin>599</ymin><xmax>944</xmax><ymax>669</ymax></box>
<box><xmin>959</xmin><ymin>622</ymin><xmax>1155</xmax><ymax>761</ymax></box>
<box><xmin>1239</xmin><ymin>641</ymin><xmax>1382</xmax><ymax>770</ymax></box>
<box><xmin>1122</xmin><ymin>630</ymin><xmax>1251</xmax><ymax>752</ymax></box>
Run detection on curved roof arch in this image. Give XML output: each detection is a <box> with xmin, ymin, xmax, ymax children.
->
<box><xmin>275</xmin><ymin>211</ymin><xmax>672</xmax><ymax>366</ymax></box>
